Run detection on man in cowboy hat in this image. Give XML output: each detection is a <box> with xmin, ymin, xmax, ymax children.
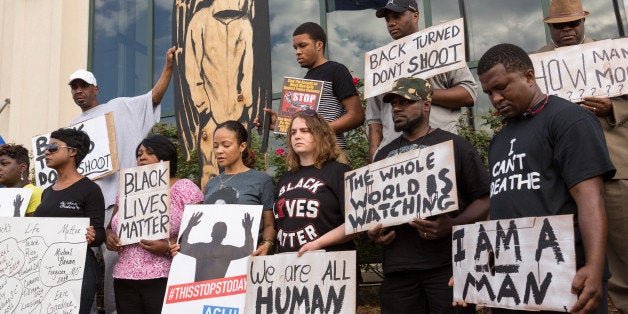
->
<box><xmin>539</xmin><ymin>1</ymin><xmax>628</xmax><ymax>311</ymax></box>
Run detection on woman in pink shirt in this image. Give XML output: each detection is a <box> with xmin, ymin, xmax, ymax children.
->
<box><xmin>105</xmin><ymin>135</ymin><xmax>203</xmax><ymax>313</ymax></box>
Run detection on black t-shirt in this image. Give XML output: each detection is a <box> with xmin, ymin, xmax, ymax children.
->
<box><xmin>274</xmin><ymin>161</ymin><xmax>354</xmax><ymax>253</ymax></box>
<box><xmin>489</xmin><ymin>95</ymin><xmax>615</xmax><ymax>273</ymax></box>
<box><xmin>305</xmin><ymin>61</ymin><xmax>358</xmax><ymax>148</ymax></box>
<box><xmin>35</xmin><ymin>177</ymin><xmax>106</xmax><ymax>247</ymax></box>
<box><xmin>374</xmin><ymin>128</ymin><xmax>490</xmax><ymax>273</ymax></box>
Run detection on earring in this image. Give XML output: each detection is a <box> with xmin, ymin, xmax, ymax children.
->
<box><xmin>21</xmin><ymin>172</ymin><xmax>27</xmax><ymax>181</ymax></box>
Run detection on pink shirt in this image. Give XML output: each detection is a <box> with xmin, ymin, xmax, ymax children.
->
<box><xmin>112</xmin><ymin>179</ymin><xmax>203</xmax><ymax>279</ymax></box>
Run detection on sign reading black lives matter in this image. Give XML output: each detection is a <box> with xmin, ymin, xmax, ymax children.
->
<box><xmin>452</xmin><ymin>214</ymin><xmax>577</xmax><ymax>311</ymax></box>
<box><xmin>531</xmin><ymin>38</ymin><xmax>628</xmax><ymax>102</ymax></box>
<box><xmin>246</xmin><ymin>250</ymin><xmax>356</xmax><ymax>313</ymax></box>
<box><xmin>31</xmin><ymin>113</ymin><xmax>119</xmax><ymax>189</ymax></box>
<box><xmin>116</xmin><ymin>161</ymin><xmax>170</xmax><ymax>245</ymax></box>
<box><xmin>0</xmin><ymin>217</ymin><xmax>89</xmax><ymax>314</ymax></box>
<box><xmin>345</xmin><ymin>140</ymin><xmax>458</xmax><ymax>234</ymax></box>
<box><xmin>364</xmin><ymin>18</ymin><xmax>466</xmax><ymax>98</ymax></box>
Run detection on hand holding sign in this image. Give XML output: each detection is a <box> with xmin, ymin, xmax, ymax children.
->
<box><xmin>105</xmin><ymin>229</ymin><xmax>122</xmax><ymax>252</ymax></box>
<box><xmin>409</xmin><ymin>214</ymin><xmax>454</xmax><ymax>240</ymax></box>
<box><xmin>367</xmin><ymin>223</ymin><xmax>396</xmax><ymax>246</ymax></box>
<box><xmin>580</xmin><ymin>96</ymin><xmax>613</xmax><ymax>117</ymax></box>
<box><xmin>86</xmin><ymin>226</ymin><xmax>95</xmax><ymax>244</ymax></box>
<box><xmin>570</xmin><ymin>264</ymin><xmax>604</xmax><ymax>314</ymax></box>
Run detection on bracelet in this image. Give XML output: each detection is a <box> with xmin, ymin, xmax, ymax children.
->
<box><xmin>262</xmin><ymin>239</ymin><xmax>274</xmax><ymax>247</ymax></box>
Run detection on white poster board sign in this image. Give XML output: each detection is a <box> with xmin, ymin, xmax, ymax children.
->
<box><xmin>116</xmin><ymin>161</ymin><xmax>170</xmax><ymax>245</ymax></box>
<box><xmin>0</xmin><ymin>188</ymin><xmax>33</xmax><ymax>217</ymax></box>
<box><xmin>31</xmin><ymin>113</ymin><xmax>119</xmax><ymax>189</ymax></box>
<box><xmin>163</xmin><ymin>204</ymin><xmax>262</xmax><ymax>313</ymax></box>
<box><xmin>452</xmin><ymin>214</ymin><xmax>577</xmax><ymax>311</ymax></box>
<box><xmin>345</xmin><ymin>140</ymin><xmax>458</xmax><ymax>234</ymax></box>
<box><xmin>246</xmin><ymin>250</ymin><xmax>356</xmax><ymax>313</ymax></box>
<box><xmin>0</xmin><ymin>217</ymin><xmax>89</xmax><ymax>314</ymax></box>
<box><xmin>364</xmin><ymin>18</ymin><xmax>466</xmax><ymax>98</ymax></box>
<box><xmin>531</xmin><ymin>38</ymin><xmax>628</xmax><ymax>102</ymax></box>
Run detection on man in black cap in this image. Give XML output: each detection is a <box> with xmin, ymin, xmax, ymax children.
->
<box><xmin>368</xmin><ymin>77</ymin><xmax>489</xmax><ymax>313</ymax></box>
<box><xmin>365</xmin><ymin>0</ymin><xmax>478</xmax><ymax>159</ymax></box>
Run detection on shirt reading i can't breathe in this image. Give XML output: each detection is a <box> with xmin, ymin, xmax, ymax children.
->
<box><xmin>274</xmin><ymin>161</ymin><xmax>354</xmax><ymax>253</ymax></box>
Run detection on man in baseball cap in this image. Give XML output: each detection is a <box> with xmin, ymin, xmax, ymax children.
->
<box><xmin>369</xmin><ymin>76</ymin><xmax>489</xmax><ymax>313</ymax></box>
<box><xmin>375</xmin><ymin>0</ymin><xmax>418</xmax><ymax>18</ymax></box>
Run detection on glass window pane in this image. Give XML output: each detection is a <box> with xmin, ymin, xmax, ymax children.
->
<box><xmin>269</xmin><ymin>0</ymin><xmax>320</xmax><ymax>94</ymax></box>
<box><xmin>430</xmin><ymin>0</ymin><xmax>461</xmax><ymax>25</ymax></box>
<box><xmin>154</xmin><ymin>0</ymin><xmax>174</xmax><ymax>120</ymax></box>
<box><xmin>581</xmin><ymin>0</ymin><xmax>621</xmax><ymax>39</ymax></box>
<box><xmin>468</xmin><ymin>66</ymin><xmax>493</xmax><ymax>129</ymax></box>
<box><xmin>326</xmin><ymin>9</ymin><xmax>391</xmax><ymax>81</ymax></box>
<box><xmin>465</xmin><ymin>0</ymin><xmax>545</xmax><ymax>59</ymax></box>
<box><xmin>93</xmin><ymin>0</ymin><xmax>150</xmax><ymax>103</ymax></box>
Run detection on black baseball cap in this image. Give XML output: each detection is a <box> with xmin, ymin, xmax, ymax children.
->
<box><xmin>375</xmin><ymin>0</ymin><xmax>418</xmax><ymax>18</ymax></box>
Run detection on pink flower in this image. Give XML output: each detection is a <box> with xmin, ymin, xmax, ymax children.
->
<box><xmin>353</xmin><ymin>77</ymin><xmax>360</xmax><ymax>86</ymax></box>
<box><xmin>275</xmin><ymin>148</ymin><xmax>285</xmax><ymax>156</ymax></box>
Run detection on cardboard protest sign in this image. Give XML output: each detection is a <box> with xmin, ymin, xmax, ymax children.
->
<box><xmin>246</xmin><ymin>250</ymin><xmax>356</xmax><ymax>313</ymax></box>
<box><xmin>345</xmin><ymin>140</ymin><xmax>458</xmax><ymax>234</ymax></box>
<box><xmin>0</xmin><ymin>217</ymin><xmax>89</xmax><ymax>314</ymax></box>
<box><xmin>452</xmin><ymin>214</ymin><xmax>577</xmax><ymax>311</ymax></box>
<box><xmin>0</xmin><ymin>188</ymin><xmax>33</xmax><ymax>217</ymax></box>
<box><xmin>364</xmin><ymin>18</ymin><xmax>466</xmax><ymax>98</ymax></box>
<box><xmin>32</xmin><ymin>113</ymin><xmax>119</xmax><ymax>189</ymax></box>
<box><xmin>163</xmin><ymin>204</ymin><xmax>262</xmax><ymax>313</ymax></box>
<box><xmin>116</xmin><ymin>161</ymin><xmax>170</xmax><ymax>245</ymax></box>
<box><xmin>276</xmin><ymin>77</ymin><xmax>324</xmax><ymax>134</ymax></box>
<box><xmin>531</xmin><ymin>38</ymin><xmax>628</xmax><ymax>102</ymax></box>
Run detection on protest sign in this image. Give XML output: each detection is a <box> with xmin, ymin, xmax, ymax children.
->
<box><xmin>163</xmin><ymin>204</ymin><xmax>262</xmax><ymax>313</ymax></box>
<box><xmin>364</xmin><ymin>18</ymin><xmax>466</xmax><ymax>98</ymax></box>
<box><xmin>116</xmin><ymin>161</ymin><xmax>170</xmax><ymax>245</ymax></box>
<box><xmin>531</xmin><ymin>38</ymin><xmax>628</xmax><ymax>102</ymax></box>
<box><xmin>276</xmin><ymin>77</ymin><xmax>324</xmax><ymax>134</ymax></box>
<box><xmin>32</xmin><ymin>113</ymin><xmax>119</xmax><ymax>189</ymax></box>
<box><xmin>0</xmin><ymin>217</ymin><xmax>89</xmax><ymax>314</ymax></box>
<box><xmin>452</xmin><ymin>214</ymin><xmax>577</xmax><ymax>311</ymax></box>
<box><xmin>246</xmin><ymin>250</ymin><xmax>356</xmax><ymax>313</ymax></box>
<box><xmin>0</xmin><ymin>188</ymin><xmax>33</xmax><ymax>217</ymax></box>
<box><xmin>345</xmin><ymin>140</ymin><xmax>457</xmax><ymax>234</ymax></box>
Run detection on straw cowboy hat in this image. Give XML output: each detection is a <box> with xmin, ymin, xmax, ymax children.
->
<box><xmin>543</xmin><ymin>0</ymin><xmax>590</xmax><ymax>23</ymax></box>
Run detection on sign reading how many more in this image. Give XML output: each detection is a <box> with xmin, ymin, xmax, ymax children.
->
<box><xmin>116</xmin><ymin>161</ymin><xmax>170</xmax><ymax>245</ymax></box>
<box><xmin>31</xmin><ymin>113</ymin><xmax>119</xmax><ymax>189</ymax></box>
<box><xmin>0</xmin><ymin>217</ymin><xmax>89</xmax><ymax>314</ymax></box>
<box><xmin>530</xmin><ymin>38</ymin><xmax>628</xmax><ymax>102</ymax></box>
<box><xmin>344</xmin><ymin>140</ymin><xmax>458</xmax><ymax>234</ymax></box>
<box><xmin>364</xmin><ymin>18</ymin><xmax>466</xmax><ymax>98</ymax></box>
<box><xmin>452</xmin><ymin>214</ymin><xmax>577</xmax><ymax>311</ymax></box>
<box><xmin>246</xmin><ymin>250</ymin><xmax>356</xmax><ymax>313</ymax></box>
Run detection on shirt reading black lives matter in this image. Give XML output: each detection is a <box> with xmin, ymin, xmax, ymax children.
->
<box><xmin>374</xmin><ymin>128</ymin><xmax>490</xmax><ymax>273</ymax></box>
<box><xmin>274</xmin><ymin>161</ymin><xmax>354</xmax><ymax>253</ymax></box>
<box><xmin>488</xmin><ymin>95</ymin><xmax>615</xmax><ymax>274</ymax></box>
<box><xmin>35</xmin><ymin>177</ymin><xmax>106</xmax><ymax>247</ymax></box>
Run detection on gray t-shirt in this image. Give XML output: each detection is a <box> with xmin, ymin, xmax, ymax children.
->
<box><xmin>69</xmin><ymin>91</ymin><xmax>160</xmax><ymax>207</ymax></box>
<box><xmin>365</xmin><ymin>67</ymin><xmax>478</xmax><ymax>151</ymax></box>
<box><xmin>204</xmin><ymin>169</ymin><xmax>275</xmax><ymax>211</ymax></box>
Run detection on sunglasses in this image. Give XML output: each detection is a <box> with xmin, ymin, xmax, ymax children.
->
<box><xmin>44</xmin><ymin>143</ymin><xmax>75</xmax><ymax>154</ymax></box>
<box><xmin>550</xmin><ymin>19</ymin><xmax>583</xmax><ymax>29</ymax></box>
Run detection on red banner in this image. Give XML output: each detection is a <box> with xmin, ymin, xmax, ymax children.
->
<box><xmin>165</xmin><ymin>275</ymin><xmax>247</xmax><ymax>304</ymax></box>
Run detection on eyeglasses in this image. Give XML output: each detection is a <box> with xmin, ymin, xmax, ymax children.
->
<box><xmin>550</xmin><ymin>19</ymin><xmax>583</xmax><ymax>29</ymax></box>
<box><xmin>43</xmin><ymin>143</ymin><xmax>75</xmax><ymax>154</ymax></box>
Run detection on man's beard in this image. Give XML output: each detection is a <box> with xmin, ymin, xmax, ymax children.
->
<box><xmin>394</xmin><ymin>115</ymin><xmax>423</xmax><ymax>133</ymax></box>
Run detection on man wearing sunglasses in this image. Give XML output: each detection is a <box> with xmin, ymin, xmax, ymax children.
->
<box><xmin>538</xmin><ymin>1</ymin><xmax>628</xmax><ymax>311</ymax></box>
<box><xmin>66</xmin><ymin>46</ymin><xmax>176</xmax><ymax>314</ymax></box>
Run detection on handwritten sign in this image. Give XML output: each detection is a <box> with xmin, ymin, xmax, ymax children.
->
<box><xmin>163</xmin><ymin>204</ymin><xmax>262</xmax><ymax>313</ymax></box>
<box><xmin>364</xmin><ymin>18</ymin><xmax>466</xmax><ymax>98</ymax></box>
<box><xmin>116</xmin><ymin>161</ymin><xmax>170</xmax><ymax>245</ymax></box>
<box><xmin>0</xmin><ymin>217</ymin><xmax>89</xmax><ymax>314</ymax></box>
<box><xmin>531</xmin><ymin>38</ymin><xmax>628</xmax><ymax>102</ymax></box>
<box><xmin>345</xmin><ymin>140</ymin><xmax>458</xmax><ymax>234</ymax></box>
<box><xmin>276</xmin><ymin>77</ymin><xmax>324</xmax><ymax>134</ymax></box>
<box><xmin>246</xmin><ymin>250</ymin><xmax>356</xmax><ymax>313</ymax></box>
<box><xmin>452</xmin><ymin>214</ymin><xmax>577</xmax><ymax>311</ymax></box>
<box><xmin>32</xmin><ymin>113</ymin><xmax>119</xmax><ymax>189</ymax></box>
<box><xmin>0</xmin><ymin>188</ymin><xmax>33</xmax><ymax>217</ymax></box>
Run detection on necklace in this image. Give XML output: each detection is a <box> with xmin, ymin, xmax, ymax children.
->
<box><xmin>397</xmin><ymin>124</ymin><xmax>432</xmax><ymax>155</ymax></box>
<box><xmin>218</xmin><ymin>168</ymin><xmax>248</xmax><ymax>189</ymax></box>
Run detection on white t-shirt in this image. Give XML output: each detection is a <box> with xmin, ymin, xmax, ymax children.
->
<box><xmin>69</xmin><ymin>91</ymin><xmax>160</xmax><ymax>207</ymax></box>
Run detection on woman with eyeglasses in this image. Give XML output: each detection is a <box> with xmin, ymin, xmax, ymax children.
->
<box><xmin>170</xmin><ymin>120</ymin><xmax>276</xmax><ymax>257</ymax></box>
<box><xmin>105</xmin><ymin>134</ymin><xmax>203</xmax><ymax>313</ymax></box>
<box><xmin>34</xmin><ymin>128</ymin><xmax>105</xmax><ymax>314</ymax></box>
<box><xmin>0</xmin><ymin>143</ymin><xmax>43</xmax><ymax>216</ymax></box>
<box><xmin>274</xmin><ymin>110</ymin><xmax>355</xmax><ymax>255</ymax></box>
